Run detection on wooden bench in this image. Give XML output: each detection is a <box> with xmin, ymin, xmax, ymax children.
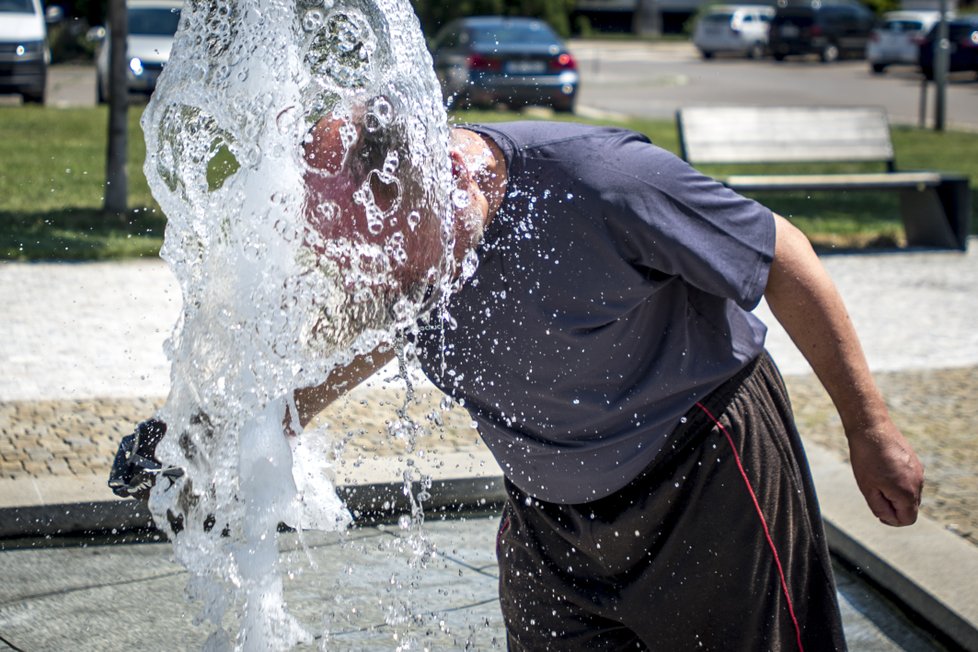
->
<box><xmin>675</xmin><ymin>106</ymin><xmax>971</xmax><ymax>250</ymax></box>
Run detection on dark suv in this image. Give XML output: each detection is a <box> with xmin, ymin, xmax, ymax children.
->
<box><xmin>917</xmin><ymin>16</ymin><xmax>978</xmax><ymax>80</ymax></box>
<box><xmin>769</xmin><ymin>0</ymin><xmax>876</xmax><ymax>62</ymax></box>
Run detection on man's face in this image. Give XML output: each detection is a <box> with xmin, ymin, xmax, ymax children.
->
<box><xmin>301</xmin><ymin>111</ymin><xmax>447</xmax><ymax>295</ymax></box>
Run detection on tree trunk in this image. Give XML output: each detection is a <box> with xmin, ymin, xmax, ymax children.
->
<box><xmin>104</xmin><ymin>0</ymin><xmax>128</xmax><ymax>214</ymax></box>
<box><xmin>633</xmin><ymin>0</ymin><xmax>661</xmax><ymax>37</ymax></box>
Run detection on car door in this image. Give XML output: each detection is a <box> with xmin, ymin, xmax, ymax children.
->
<box><xmin>845</xmin><ymin>4</ymin><xmax>875</xmax><ymax>53</ymax></box>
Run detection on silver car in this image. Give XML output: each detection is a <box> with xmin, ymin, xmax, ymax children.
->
<box><xmin>693</xmin><ymin>5</ymin><xmax>774</xmax><ymax>60</ymax></box>
<box><xmin>866</xmin><ymin>10</ymin><xmax>943</xmax><ymax>73</ymax></box>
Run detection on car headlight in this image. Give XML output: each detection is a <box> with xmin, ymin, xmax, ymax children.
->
<box><xmin>129</xmin><ymin>57</ymin><xmax>144</xmax><ymax>75</ymax></box>
<box><xmin>14</xmin><ymin>41</ymin><xmax>44</xmax><ymax>56</ymax></box>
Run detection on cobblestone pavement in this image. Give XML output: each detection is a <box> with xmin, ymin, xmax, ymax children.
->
<box><xmin>784</xmin><ymin>367</ymin><xmax>978</xmax><ymax>548</ymax></box>
<box><xmin>2</xmin><ymin>365</ymin><xmax>975</xmax><ymax>549</ymax></box>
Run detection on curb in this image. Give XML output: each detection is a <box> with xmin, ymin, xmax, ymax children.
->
<box><xmin>0</xmin><ymin>476</ymin><xmax>507</xmax><ymax>539</ymax></box>
<box><xmin>1</xmin><ymin>444</ymin><xmax>976</xmax><ymax>652</ymax></box>
<box><xmin>808</xmin><ymin>445</ymin><xmax>978</xmax><ymax>652</ymax></box>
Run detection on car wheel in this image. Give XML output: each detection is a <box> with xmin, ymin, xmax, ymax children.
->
<box><xmin>820</xmin><ymin>42</ymin><xmax>840</xmax><ymax>63</ymax></box>
<box><xmin>773</xmin><ymin>52</ymin><xmax>786</xmax><ymax>62</ymax></box>
<box><xmin>700</xmin><ymin>50</ymin><xmax>714</xmax><ymax>60</ymax></box>
<box><xmin>553</xmin><ymin>99</ymin><xmax>575</xmax><ymax>114</ymax></box>
<box><xmin>921</xmin><ymin>66</ymin><xmax>934</xmax><ymax>81</ymax></box>
<box><xmin>747</xmin><ymin>42</ymin><xmax>765</xmax><ymax>60</ymax></box>
<box><xmin>871</xmin><ymin>62</ymin><xmax>887</xmax><ymax>74</ymax></box>
<box><xmin>22</xmin><ymin>89</ymin><xmax>45</xmax><ymax>104</ymax></box>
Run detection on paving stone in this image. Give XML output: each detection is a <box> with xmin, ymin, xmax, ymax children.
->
<box><xmin>0</xmin><ymin>362</ymin><xmax>975</xmax><ymax>551</ymax></box>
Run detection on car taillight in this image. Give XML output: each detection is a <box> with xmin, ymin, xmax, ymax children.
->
<box><xmin>549</xmin><ymin>52</ymin><xmax>577</xmax><ymax>71</ymax></box>
<box><xmin>467</xmin><ymin>54</ymin><xmax>502</xmax><ymax>72</ymax></box>
<box><xmin>912</xmin><ymin>34</ymin><xmax>927</xmax><ymax>45</ymax></box>
<box><xmin>869</xmin><ymin>32</ymin><xmax>880</xmax><ymax>42</ymax></box>
<box><xmin>809</xmin><ymin>24</ymin><xmax>823</xmax><ymax>36</ymax></box>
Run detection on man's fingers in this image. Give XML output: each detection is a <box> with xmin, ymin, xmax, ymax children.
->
<box><xmin>866</xmin><ymin>489</ymin><xmax>899</xmax><ymax>526</ymax></box>
<box><xmin>866</xmin><ymin>488</ymin><xmax>919</xmax><ymax>527</ymax></box>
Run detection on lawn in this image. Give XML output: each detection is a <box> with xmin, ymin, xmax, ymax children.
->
<box><xmin>0</xmin><ymin>105</ymin><xmax>165</xmax><ymax>260</ymax></box>
<box><xmin>1</xmin><ymin>105</ymin><xmax>976</xmax><ymax>260</ymax></box>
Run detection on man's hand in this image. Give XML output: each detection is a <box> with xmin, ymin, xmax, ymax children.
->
<box><xmin>108</xmin><ymin>419</ymin><xmax>184</xmax><ymax>500</ymax></box>
<box><xmin>847</xmin><ymin>419</ymin><xmax>924</xmax><ymax>526</ymax></box>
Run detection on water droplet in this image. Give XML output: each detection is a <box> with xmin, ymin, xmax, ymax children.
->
<box><xmin>302</xmin><ymin>8</ymin><xmax>325</xmax><ymax>32</ymax></box>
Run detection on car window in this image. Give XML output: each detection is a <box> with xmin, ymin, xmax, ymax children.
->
<box><xmin>128</xmin><ymin>7</ymin><xmax>181</xmax><ymax>37</ymax></box>
<box><xmin>0</xmin><ymin>0</ymin><xmax>35</xmax><ymax>13</ymax></box>
<box><xmin>884</xmin><ymin>19</ymin><xmax>923</xmax><ymax>31</ymax></box>
<box><xmin>469</xmin><ymin>22</ymin><xmax>560</xmax><ymax>47</ymax></box>
<box><xmin>948</xmin><ymin>22</ymin><xmax>978</xmax><ymax>40</ymax></box>
<box><xmin>703</xmin><ymin>12</ymin><xmax>735</xmax><ymax>23</ymax></box>
<box><xmin>773</xmin><ymin>9</ymin><xmax>814</xmax><ymax>26</ymax></box>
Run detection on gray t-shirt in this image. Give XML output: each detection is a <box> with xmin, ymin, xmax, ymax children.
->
<box><xmin>416</xmin><ymin>121</ymin><xmax>776</xmax><ymax>504</ymax></box>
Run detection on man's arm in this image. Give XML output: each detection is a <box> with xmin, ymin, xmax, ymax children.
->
<box><xmin>292</xmin><ymin>347</ymin><xmax>396</xmax><ymax>429</ymax></box>
<box><xmin>763</xmin><ymin>213</ymin><xmax>924</xmax><ymax>526</ymax></box>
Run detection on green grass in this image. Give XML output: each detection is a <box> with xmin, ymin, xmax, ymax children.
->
<box><xmin>0</xmin><ymin>105</ymin><xmax>162</xmax><ymax>260</ymax></box>
<box><xmin>2</xmin><ymin>105</ymin><xmax>976</xmax><ymax>260</ymax></box>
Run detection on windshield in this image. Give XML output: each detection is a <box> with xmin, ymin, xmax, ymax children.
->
<box><xmin>470</xmin><ymin>23</ymin><xmax>560</xmax><ymax>47</ymax></box>
<box><xmin>0</xmin><ymin>0</ymin><xmax>35</xmax><ymax>14</ymax></box>
<box><xmin>883</xmin><ymin>19</ymin><xmax>923</xmax><ymax>31</ymax></box>
<box><xmin>704</xmin><ymin>12</ymin><xmax>735</xmax><ymax>23</ymax></box>
<box><xmin>128</xmin><ymin>7</ymin><xmax>181</xmax><ymax>36</ymax></box>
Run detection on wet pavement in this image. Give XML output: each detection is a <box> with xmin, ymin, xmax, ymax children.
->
<box><xmin>2</xmin><ymin>245</ymin><xmax>978</xmax><ymax>650</ymax></box>
<box><xmin>0</xmin><ymin>515</ymin><xmax>951</xmax><ymax>651</ymax></box>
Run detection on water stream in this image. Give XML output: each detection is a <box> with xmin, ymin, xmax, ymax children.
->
<box><xmin>140</xmin><ymin>0</ymin><xmax>455</xmax><ymax>648</ymax></box>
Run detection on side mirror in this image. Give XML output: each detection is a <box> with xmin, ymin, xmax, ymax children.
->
<box><xmin>44</xmin><ymin>5</ymin><xmax>64</xmax><ymax>24</ymax></box>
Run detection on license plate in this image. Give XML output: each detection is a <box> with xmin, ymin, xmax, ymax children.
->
<box><xmin>780</xmin><ymin>25</ymin><xmax>799</xmax><ymax>37</ymax></box>
<box><xmin>506</xmin><ymin>60</ymin><xmax>546</xmax><ymax>74</ymax></box>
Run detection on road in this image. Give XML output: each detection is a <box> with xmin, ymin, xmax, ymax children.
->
<box><xmin>570</xmin><ymin>40</ymin><xmax>978</xmax><ymax>130</ymax></box>
<box><xmin>25</xmin><ymin>42</ymin><xmax>978</xmax><ymax>132</ymax></box>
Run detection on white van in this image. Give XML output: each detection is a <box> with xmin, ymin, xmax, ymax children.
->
<box><xmin>0</xmin><ymin>0</ymin><xmax>50</xmax><ymax>103</ymax></box>
<box><xmin>693</xmin><ymin>4</ymin><xmax>775</xmax><ymax>59</ymax></box>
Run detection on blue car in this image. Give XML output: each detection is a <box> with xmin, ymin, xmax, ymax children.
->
<box><xmin>431</xmin><ymin>16</ymin><xmax>579</xmax><ymax>113</ymax></box>
<box><xmin>918</xmin><ymin>16</ymin><xmax>978</xmax><ymax>80</ymax></box>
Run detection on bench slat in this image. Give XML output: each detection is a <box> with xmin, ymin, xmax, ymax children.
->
<box><xmin>679</xmin><ymin>106</ymin><xmax>894</xmax><ymax>165</ymax></box>
<box><xmin>674</xmin><ymin>105</ymin><xmax>970</xmax><ymax>250</ymax></box>
<box><xmin>725</xmin><ymin>172</ymin><xmax>943</xmax><ymax>191</ymax></box>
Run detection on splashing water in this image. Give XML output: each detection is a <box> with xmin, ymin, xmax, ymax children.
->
<box><xmin>140</xmin><ymin>0</ymin><xmax>453</xmax><ymax>648</ymax></box>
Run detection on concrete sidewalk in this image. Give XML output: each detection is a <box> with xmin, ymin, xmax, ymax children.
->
<box><xmin>2</xmin><ymin>243</ymin><xmax>978</xmax><ymax>650</ymax></box>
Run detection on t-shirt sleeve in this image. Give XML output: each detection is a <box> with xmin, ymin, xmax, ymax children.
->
<box><xmin>599</xmin><ymin>132</ymin><xmax>776</xmax><ymax>311</ymax></box>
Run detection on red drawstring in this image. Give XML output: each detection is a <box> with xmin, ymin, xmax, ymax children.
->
<box><xmin>695</xmin><ymin>401</ymin><xmax>806</xmax><ymax>652</ymax></box>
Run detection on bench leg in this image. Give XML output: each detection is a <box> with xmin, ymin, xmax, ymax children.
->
<box><xmin>899</xmin><ymin>177</ymin><xmax>971</xmax><ymax>250</ymax></box>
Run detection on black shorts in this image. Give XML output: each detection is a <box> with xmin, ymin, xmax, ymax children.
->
<box><xmin>496</xmin><ymin>353</ymin><xmax>846</xmax><ymax>651</ymax></box>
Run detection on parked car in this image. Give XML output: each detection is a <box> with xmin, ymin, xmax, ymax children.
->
<box><xmin>917</xmin><ymin>15</ymin><xmax>978</xmax><ymax>80</ymax></box>
<box><xmin>431</xmin><ymin>16</ymin><xmax>579</xmax><ymax>113</ymax></box>
<box><xmin>94</xmin><ymin>0</ymin><xmax>181</xmax><ymax>103</ymax></box>
<box><xmin>0</xmin><ymin>0</ymin><xmax>59</xmax><ymax>103</ymax></box>
<box><xmin>769</xmin><ymin>0</ymin><xmax>875</xmax><ymax>63</ymax></box>
<box><xmin>866</xmin><ymin>10</ymin><xmax>943</xmax><ymax>73</ymax></box>
<box><xmin>692</xmin><ymin>4</ymin><xmax>775</xmax><ymax>59</ymax></box>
